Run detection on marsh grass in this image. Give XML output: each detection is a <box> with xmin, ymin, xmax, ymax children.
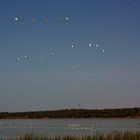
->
<box><xmin>2</xmin><ymin>131</ymin><xmax>140</xmax><ymax>140</ymax></box>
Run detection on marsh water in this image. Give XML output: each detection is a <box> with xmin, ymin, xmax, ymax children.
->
<box><xmin>0</xmin><ymin>119</ymin><xmax>140</xmax><ymax>138</ymax></box>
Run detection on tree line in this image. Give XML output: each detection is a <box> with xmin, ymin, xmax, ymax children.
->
<box><xmin>0</xmin><ymin>107</ymin><xmax>140</xmax><ymax>119</ymax></box>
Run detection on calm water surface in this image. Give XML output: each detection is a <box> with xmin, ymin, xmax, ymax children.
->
<box><xmin>0</xmin><ymin>119</ymin><xmax>140</xmax><ymax>138</ymax></box>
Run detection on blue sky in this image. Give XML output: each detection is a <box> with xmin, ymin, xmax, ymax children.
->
<box><xmin>0</xmin><ymin>0</ymin><xmax>140</xmax><ymax>112</ymax></box>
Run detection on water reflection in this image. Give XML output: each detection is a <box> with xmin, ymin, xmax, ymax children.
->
<box><xmin>0</xmin><ymin>119</ymin><xmax>140</xmax><ymax>138</ymax></box>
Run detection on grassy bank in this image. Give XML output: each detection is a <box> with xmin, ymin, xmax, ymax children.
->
<box><xmin>3</xmin><ymin>131</ymin><xmax>140</xmax><ymax>140</ymax></box>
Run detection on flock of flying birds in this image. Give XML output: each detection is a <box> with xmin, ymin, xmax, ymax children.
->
<box><xmin>13</xmin><ymin>16</ymin><xmax>71</xmax><ymax>23</ymax></box>
<box><xmin>14</xmin><ymin>16</ymin><xmax>105</xmax><ymax>69</ymax></box>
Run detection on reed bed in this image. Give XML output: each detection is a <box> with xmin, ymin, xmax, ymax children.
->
<box><xmin>2</xmin><ymin>131</ymin><xmax>140</xmax><ymax>140</ymax></box>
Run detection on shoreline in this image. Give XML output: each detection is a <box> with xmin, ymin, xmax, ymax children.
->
<box><xmin>0</xmin><ymin>116</ymin><xmax>140</xmax><ymax>120</ymax></box>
